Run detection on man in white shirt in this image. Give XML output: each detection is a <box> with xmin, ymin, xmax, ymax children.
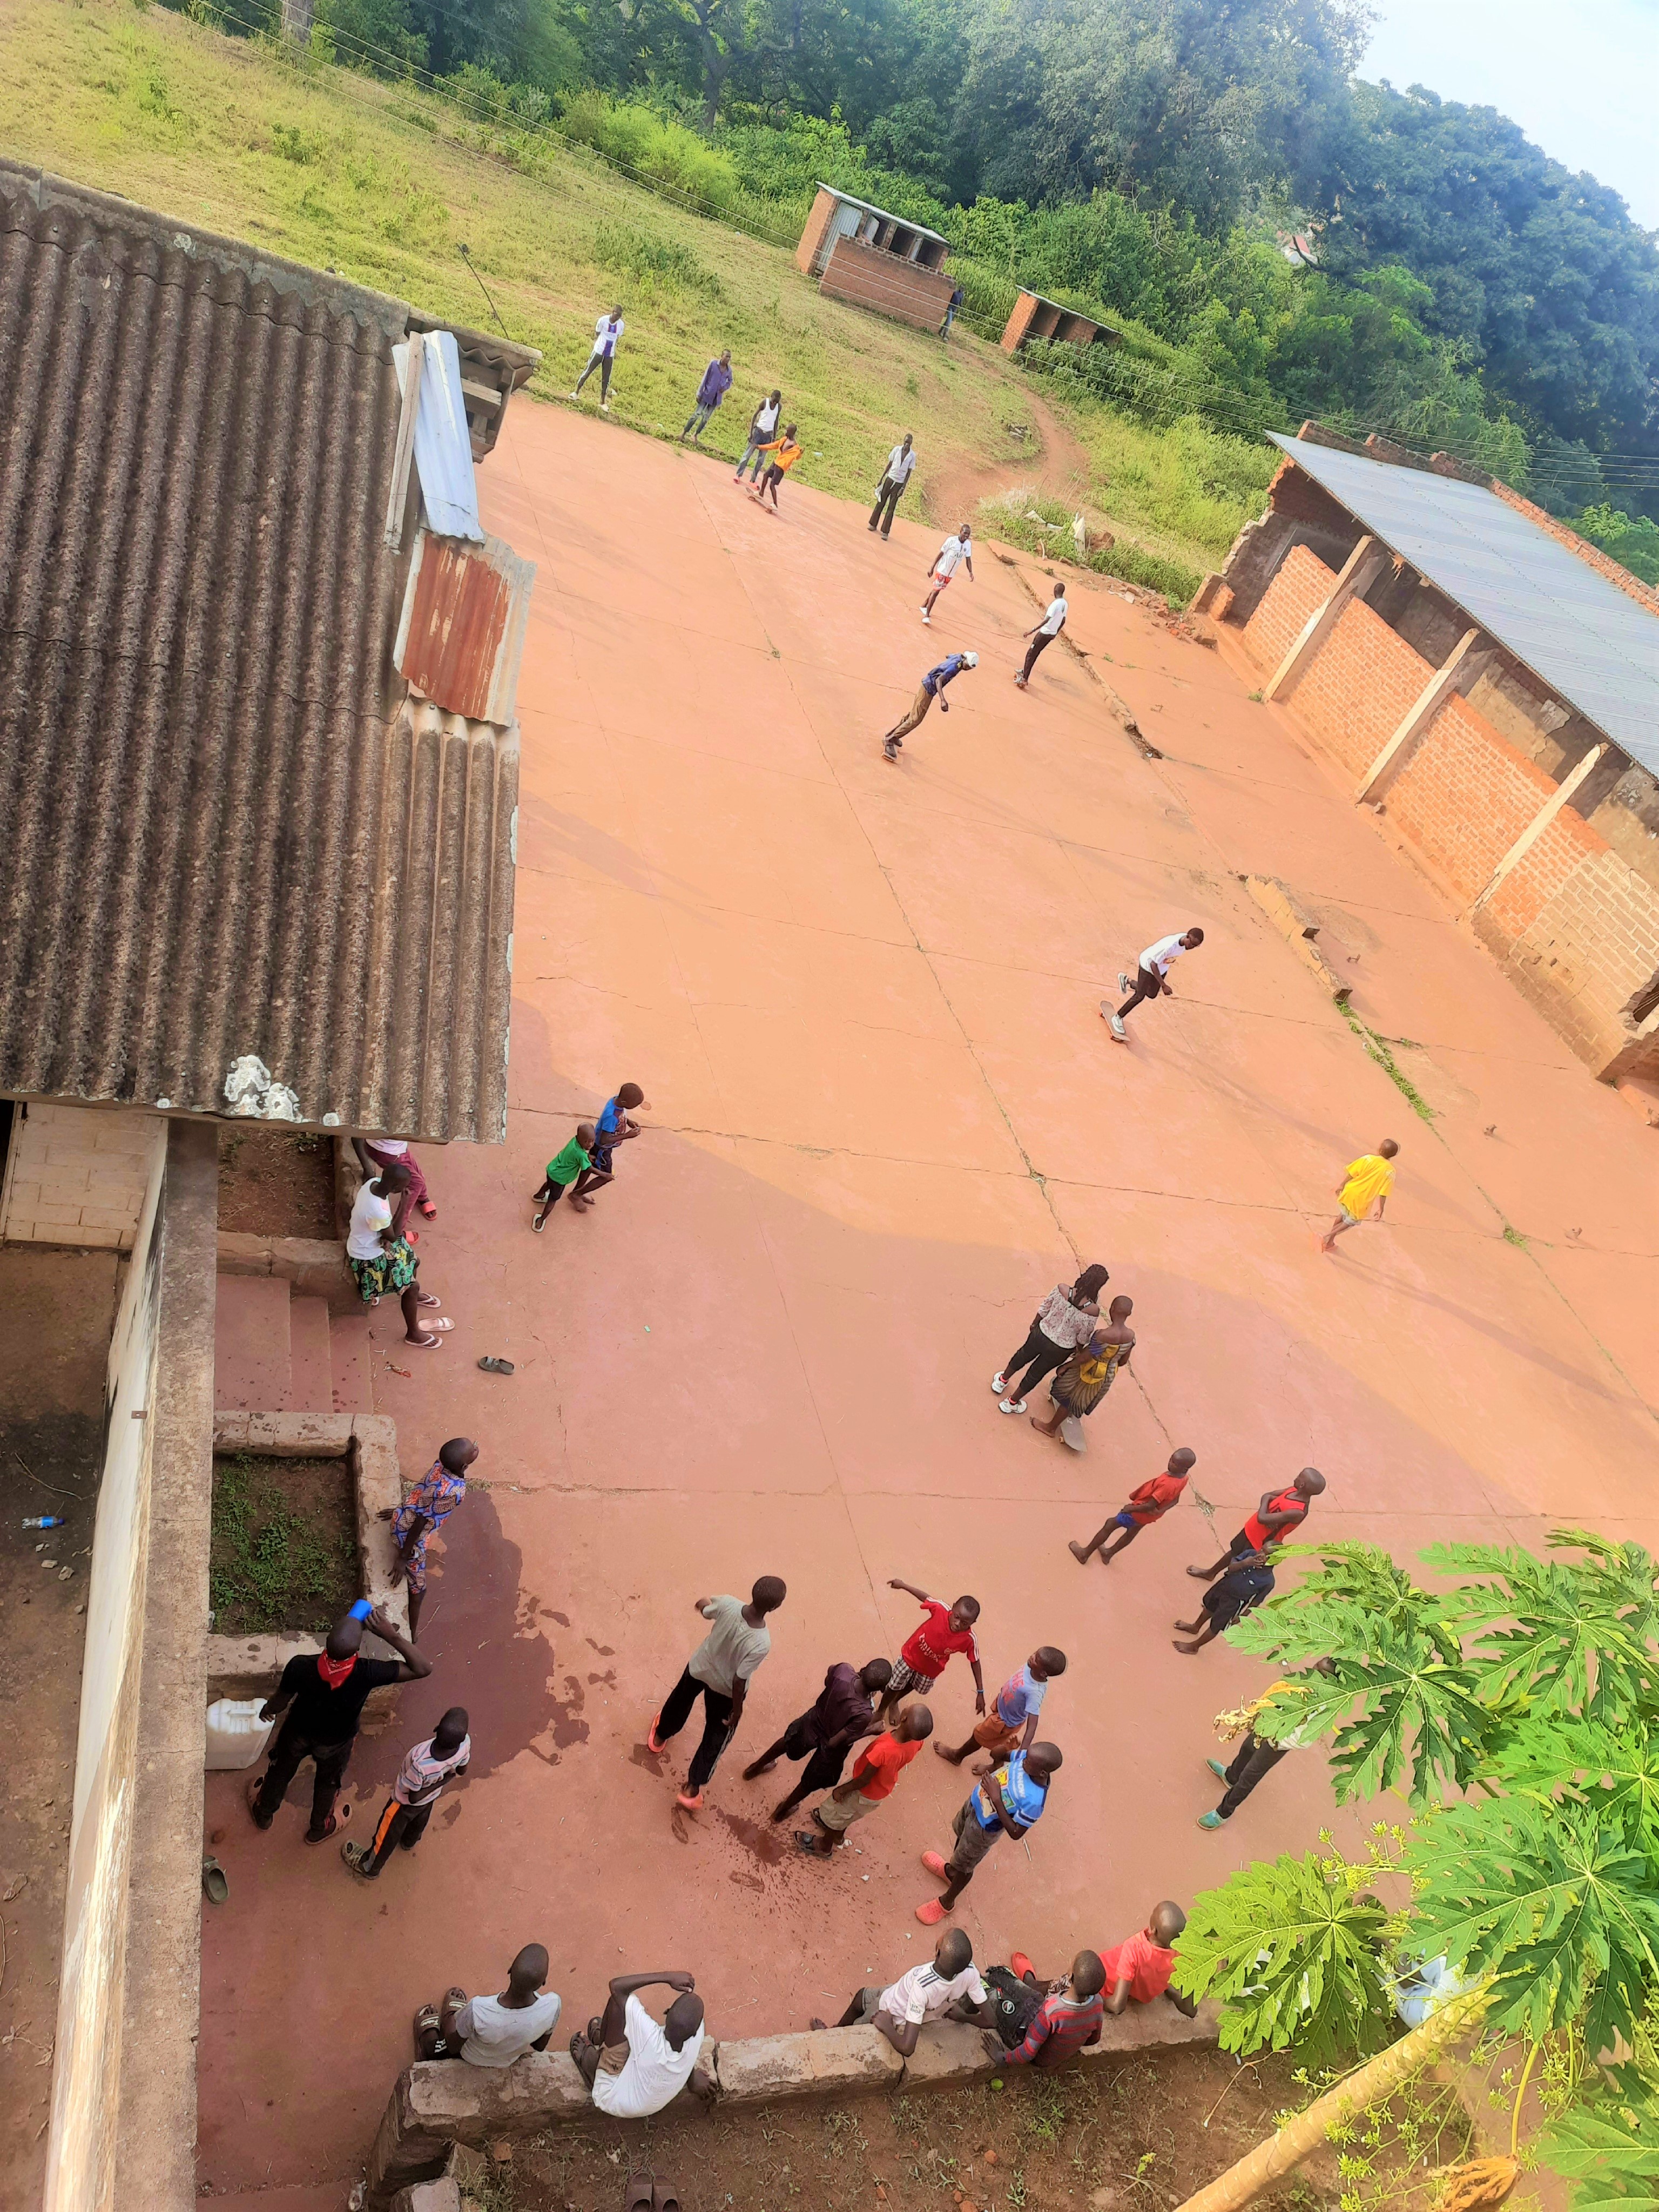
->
<box><xmin>649</xmin><ymin>1579</ymin><xmax>787</xmax><ymax>1811</ymax></box>
<box><xmin>811</xmin><ymin>1929</ymin><xmax>994</xmax><ymax>2054</ymax></box>
<box><xmin>571</xmin><ymin>305</ymin><xmax>625</xmax><ymax>409</ymax></box>
<box><xmin>569</xmin><ymin>1970</ymin><xmax>709</xmax><ymax>2116</ymax></box>
<box><xmin>736</xmin><ymin>388</ymin><xmax>783</xmax><ymax>484</ymax></box>
<box><xmin>921</xmin><ymin>522</ymin><xmax>974</xmax><ymax>623</ymax></box>
<box><xmin>416</xmin><ymin>1944</ymin><xmax>561</xmax><ymax>2067</ymax></box>
<box><xmin>869</xmin><ymin>433</ymin><xmax>918</xmax><ymax>537</ymax></box>
<box><xmin>1103</xmin><ymin>928</ymin><xmax>1204</xmax><ymax>1041</ymax></box>
<box><xmin>1015</xmin><ymin>591</ymin><xmax>1068</xmax><ymax>686</ymax></box>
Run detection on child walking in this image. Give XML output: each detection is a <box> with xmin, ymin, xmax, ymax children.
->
<box><xmin>530</xmin><ymin>1122</ymin><xmax>610</xmax><ymax>1229</ymax></box>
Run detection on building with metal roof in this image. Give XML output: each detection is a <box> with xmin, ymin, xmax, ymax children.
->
<box><xmin>795</xmin><ymin>184</ymin><xmax>957</xmax><ymax>332</ymax></box>
<box><xmin>0</xmin><ymin>159</ymin><xmax>539</xmax><ymax>1156</ymax></box>
<box><xmin>1198</xmin><ymin>426</ymin><xmax>1659</xmax><ymax>1088</ymax></box>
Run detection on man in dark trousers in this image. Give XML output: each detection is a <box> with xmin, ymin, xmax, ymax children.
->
<box><xmin>649</xmin><ymin>1579</ymin><xmax>787</xmax><ymax>1812</ymax></box>
<box><xmin>344</xmin><ymin>1706</ymin><xmax>470</xmax><ymax>1880</ymax></box>
<box><xmin>248</xmin><ymin>1604</ymin><xmax>433</xmax><ymax>1844</ymax></box>
<box><xmin>1103</xmin><ymin>928</ymin><xmax>1204</xmax><ymax>1042</ymax></box>
<box><xmin>743</xmin><ymin>1656</ymin><xmax>892</xmax><ymax>1822</ymax></box>
<box><xmin>1186</xmin><ymin>1467</ymin><xmax>1325</xmax><ymax>1581</ymax></box>
<box><xmin>940</xmin><ymin>283</ymin><xmax>965</xmax><ymax>339</ymax></box>
<box><xmin>869</xmin><ymin>433</ymin><xmax>918</xmax><ymax>536</ymax></box>
<box><xmin>680</xmin><ymin>348</ymin><xmax>733</xmax><ymax>444</ymax></box>
<box><xmin>1173</xmin><ymin>1549</ymin><xmax>1273</xmax><ymax>1656</ymax></box>
<box><xmin>1198</xmin><ymin>1662</ymin><xmax>1335</xmax><ymax>1829</ymax></box>
<box><xmin>916</xmin><ymin>1743</ymin><xmax>1061</xmax><ymax>1924</ymax></box>
<box><xmin>882</xmin><ymin>651</ymin><xmax>978</xmax><ymax>760</ymax></box>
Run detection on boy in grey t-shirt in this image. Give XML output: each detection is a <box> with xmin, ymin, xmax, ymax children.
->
<box><xmin>649</xmin><ymin>1579</ymin><xmax>787</xmax><ymax>1812</ymax></box>
<box><xmin>416</xmin><ymin>1943</ymin><xmax>560</xmax><ymax>2066</ymax></box>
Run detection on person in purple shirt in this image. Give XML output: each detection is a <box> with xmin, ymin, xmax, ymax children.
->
<box><xmin>743</xmin><ymin>1656</ymin><xmax>892</xmax><ymax>1823</ymax></box>
<box><xmin>681</xmin><ymin>349</ymin><xmax>733</xmax><ymax>444</ymax></box>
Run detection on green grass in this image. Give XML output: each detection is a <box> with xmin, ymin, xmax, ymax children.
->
<box><xmin>2</xmin><ymin>0</ymin><xmax>1271</xmax><ymax>569</ymax></box>
<box><xmin>976</xmin><ymin>486</ymin><xmax>1205</xmax><ymax>604</ymax></box>
<box><xmin>210</xmin><ymin>1452</ymin><xmax>356</xmax><ymax>1636</ymax></box>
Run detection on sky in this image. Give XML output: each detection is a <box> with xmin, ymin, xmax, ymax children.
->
<box><xmin>1360</xmin><ymin>0</ymin><xmax>1659</xmax><ymax>230</ymax></box>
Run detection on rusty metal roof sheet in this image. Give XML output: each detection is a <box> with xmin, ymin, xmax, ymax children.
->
<box><xmin>0</xmin><ymin>159</ymin><xmax>522</xmax><ymax>1143</ymax></box>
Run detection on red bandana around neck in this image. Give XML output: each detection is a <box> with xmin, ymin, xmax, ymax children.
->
<box><xmin>316</xmin><ymin>1650</ymin><xmax>357</xmax><ymax>1689</ymax></box>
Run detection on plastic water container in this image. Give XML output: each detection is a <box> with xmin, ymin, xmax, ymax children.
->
<box><xmin>205</xmin><ymin>1698</ymin><xmax>274</xmax><ymax>1770</ymax></box>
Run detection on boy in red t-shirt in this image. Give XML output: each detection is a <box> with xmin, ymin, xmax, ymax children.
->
<box><xmin>873</xmin><ymin>1579</ymin><xmax>986</xmax><ymax>1728</ymax></box>
<box><xmin>1069</xmin><ymin>1449</ymin><xmax>1196</xmax><ymax>1568</ymax></box>
<box><xmin>1009</xmin><ymin>1900</ymin><xmax>1196</xmax><ymax>2019</ymax></box>
<box><xmin>796</xmin><ymin>1705</ymin><xmax>933</xmax><ymax>1857</ymax></box>
<box><xmin>1186</xmin><ymin>1467</ymin><xmax>1324</xmax><ymax>1583</ymax></box>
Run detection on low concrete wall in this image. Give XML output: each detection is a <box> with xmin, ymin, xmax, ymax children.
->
<box><xmin>46</xmin><ymin>1120</ymin><xmax>218</xmax><ymax>2212</ymax></box>
<box><xmin>0</xmin><ymin>1100</ymin><xmax>167</xmax><ymax>1250</ymax></box>
<box><xmin>367</xmin><ymin>2002</ymin><xmax>1217</xmax><ymax>2199</ymax></box>
<box><xmin>207</xmin><ymin>1412</ymin><xmax>408</xmax><ymax>1696</ymax></box>
<box><xmin>215</xmin><ymin>1230</ymin><xmax>356</xmax><ymax>1313</ymax></box>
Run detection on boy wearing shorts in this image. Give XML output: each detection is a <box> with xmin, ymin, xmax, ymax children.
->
<box><xmin>874</xmin><ymin>1578</ymin><xmax>986</xmax><ymax>1724</ymax></box>
<box><xmin>530</xmin><ymin>1122</ymin><xmax>607</xmax><ymax>1230</ymax></box>
<box><xmin>1069</xmin><ymin>1448</ymin><xmax>1196</xmax><ymax>1567</ymax></box>
<box><xmin>921</xmin><ymin>523</ymin><xmax>974</xmax><ymax>624</ymax></box>
<box><xmin>1322</xmin><ymin>1139</ymin><xmax>1398</xmax><ymax>1252</ymax></box>
<box><xmin>750</xmin><ymin>423</ymin><xmax>802</xmax><ymax>510</ymax></box>
<box><xmin>934</xmin><ymin>1648</ymin><xmax>1064</xmax><ymax>1765</ymax></box>
<box><xmin>796</xmin><ymin>1703</ymin><xmax>932</xmax><ymax>1856</ymax></box>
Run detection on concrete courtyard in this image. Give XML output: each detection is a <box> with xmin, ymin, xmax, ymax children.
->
<box><xmin>199</xmin><ymin>400</ymin><xmax>1659</xmax><ymax>2208</ymax></box>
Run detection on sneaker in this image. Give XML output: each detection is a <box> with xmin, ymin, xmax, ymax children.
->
<box><xmin>341</xmin><ymin>1840</ymin><xmax>377</xmax><ymax>1880</ymax></box>
<box><xmin>998</xmin><ymin>1398</ymin><xmax>1027</xmax><ymax>1415</ymax></box>
<box><xmin>601</xmin><ymin>401</ymin><xmax>610</xmax><ymax>413</ymax></box>
<box><xmin>920</xmin><ymin>610</ymin><xmax>931</xmax><ymax>623</ymax></box>
<box><xmin>1109</xmin><ymin>1015</ymin><xmax>1127</xmax><ymax>1041</ymax></box>
<box><xmin>1206</xmin><ymin>1758</ymin><xmax>1228</xmax><ymax>1781</ymax></box>
<box><xmin>991</xmin><ymin>1372</ymin><xmax>1007</xmax><ymax>1392</ymax></box>
<box><xmin>1197</xmin><ymin>1810</ymin><xmax>1225</xmax><ymax>1830</ymax></box>
<box><xmin>883</xmin><ymin>741</ymin><xmax>899</xmax><ymax>761</ymax></box>
<box><xmin>1014</xmin><ymin>673</ymin><xmax>1026</xmax><ymax>687</ymax></box>
<box><xmin>1118</xmin><ymin>973</ymin><xmax>1132</xmax><ymax>995</ymax></box>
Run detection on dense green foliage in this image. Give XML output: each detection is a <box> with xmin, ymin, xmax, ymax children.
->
<box><xmin>185</xmin><ymin>0</ymin><xmax>1659</xmax><ymax>531</ymax></box>
<box><xmin>1171</xmin><ymin>1533</ymin><xmax>1659</xmax><ymax>2204</ymax></box>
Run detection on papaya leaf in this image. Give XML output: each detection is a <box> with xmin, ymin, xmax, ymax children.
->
<box><xmin>1422</xmin><ymin>1536</ymin><xmax>1659</xmax><ymax>1724</ymax></box>
<box><xmin>1539</xmin><ymin>2079</ymin><xmax>1659</xmax><ymax>2209</ymax></box>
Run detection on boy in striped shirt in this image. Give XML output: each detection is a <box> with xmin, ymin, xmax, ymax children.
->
<box><xmin>342</xmin><ymin>1708</ymin><xmax>470</xmax><ymax>1880</ymax></box>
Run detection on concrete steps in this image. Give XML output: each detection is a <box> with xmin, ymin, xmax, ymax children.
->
<box><xmin>214</xmin><ymin>1279</ymin><xmax>374</xmax><ymax>1416</ymax></box>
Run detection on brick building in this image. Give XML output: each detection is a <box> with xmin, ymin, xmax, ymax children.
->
<box><xmin>1000</xmin><ymin>289</ymin><xmax>1118</xmax><ymax>354</ymax></box>
<box><xmin>795</xmin><ymin>184</ymin><xmax>956</xmax><ymax>331</ymax></box>
<box><xmin>1196</xmin><ymin>427</ymin><xmax>1659</xmax><ymax>1089</ymax></box>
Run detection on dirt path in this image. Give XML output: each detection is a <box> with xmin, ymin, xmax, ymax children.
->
<box><xmin>925</xmin><ymin>375</ymin><xmax>1094</xmax><ymax>530</ymax></box>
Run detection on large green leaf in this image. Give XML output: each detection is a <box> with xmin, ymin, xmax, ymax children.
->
<box><xmin>1423</xmin><ymin>1534</ymin><xmax>1659</xmax><ymax>1725</ymax></box>
<box><xmin>1170</xmin><ymin>1849</ymin><xmax>1395</xmax><ymax>2065</ymax></box>
<box><xmin>1539</xmin><ymin>2084</ymin><xmax>1659</xmax><ymax>2209</ymax></box>
<box><xmin>1489</xmin><ymin>1719</ymin><xmax>1659</xmax><ymax>1854</ymax></box>
<box><xmin>1409</xmin><ymin>1800</ymin><xmax>1659</xmax><ymax>2053</ymax></box>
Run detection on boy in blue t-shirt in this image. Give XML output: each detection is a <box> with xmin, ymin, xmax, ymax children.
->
<box><xmin>934</xmin><ymin>1648</ymin><xmax>1065</xmax><ymax>1766</ymax></box>
<box><xmin>589</xmin><ymin>1081</ymin><xmax>650</xmax><ymax>1190</ymax></box>
<box><xmin>915</xmin><ymin>1744</ymin><xmax>1062</xmax><ymax>1925</ymax></box>
<box><xmin>882</xmin><ymin>651</ymin><xmax>979</xmax><ymax>760</ymax></box>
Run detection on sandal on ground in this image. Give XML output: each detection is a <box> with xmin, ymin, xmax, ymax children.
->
<box><xmin>419</xmin><ymin>1316</ymin><xmax>454</xmax><ymax>1331</ymax></box>
<box><xmin>416</xmin><ymin>1293</ymin><xmax>442</xmax><ymax>1310</ymax></box>
<box><xmin>478</xmin><ymin>1355</ymin><xmax>515</xmax><ymax>1374</ymax></box>
<box><xmin>304</xmin><ymin>1804</ymin><xmax>350</xmax><ymax>1843</ymax></box>
<box><xmin>201</xmin><ymin>1855</ymin><xmax>228</xmax><ymax>1904</ymax></box>
<box><xmin>341</xmin><ymin>1840</ymin><xmax>377</xmax><ymax>1879</ymax></box>
<box><xmin>795</xmin><ymin>1832</ymin><xmax>830</xmax><ymax>1856</ymax></box>
<box><xmin>414</xmin><ymin>2004</ymin><xmax>441</xmax><ymax>2040</ymax></box>
<box><xmin>651</xmin><ymin>2184</ymin><xmax>682</xmax><ymax>2212</ymax></box>
<box><xmin>624</xmin><ymin>2176</ymin><xmax>654</xmax><ymax>2212</ymax></box>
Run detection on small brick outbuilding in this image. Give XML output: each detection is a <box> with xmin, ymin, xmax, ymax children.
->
<box><xmin>795</xmin><ymin>185</ymin><xmax>956</xmax><ymax>331</ymax></box>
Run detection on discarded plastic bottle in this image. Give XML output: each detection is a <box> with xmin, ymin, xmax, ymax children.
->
<box><xmin>23</xmin><ymin>1515</ymin><xmax>64</xmax><ymax>1529</ymax></box>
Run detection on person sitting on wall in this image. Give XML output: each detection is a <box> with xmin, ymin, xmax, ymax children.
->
<box><xmin>414</xmin><ymin>1945</ymin><xmax>561</xmax><ymax>2066</ymax></box>
<box><xmin>569</xmin><ymin>1971</ymin><xmax>711</xmax><ymax>2117</ymax></box>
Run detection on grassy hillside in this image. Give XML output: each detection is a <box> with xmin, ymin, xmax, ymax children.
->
<box><xmin>0</xmin><ymin>0</ymin><xmax>1272</xmax><ymax>585</ymax></box>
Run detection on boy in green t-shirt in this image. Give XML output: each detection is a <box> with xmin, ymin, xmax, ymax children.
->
<box><xmin>531</xmin><ymin>1121</ymin><xmax>609</xmax><ymax>1230</ymax></box>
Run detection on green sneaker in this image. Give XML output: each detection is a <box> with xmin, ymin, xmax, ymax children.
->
<box><xmin>1206</xmin><ymin>1758</ymin><xmax>1228</xmax><ymax>1781</ymax></box>
<box><xmin>1197</xmin><ymin>1810</ymin><xmax>1225</xmax><ymax>1830</ymax></box>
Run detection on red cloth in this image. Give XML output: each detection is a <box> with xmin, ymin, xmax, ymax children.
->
<box><xmin>365</xmin><ymin>1143</ymin><xmax>428</xmax><ymax>1206</ymax></box>
<box><xmin>848</xmin><ymin>1732</ymin><xmax>922</xmax><ymax>1801</ymax></box>
<box><xmin>1099</xmin><ymin>1930</ymin><xmax>1177</xmax><ymax>2004</ymax></box>
<box><xmin>1124</xmin><ymin>1472</ymin><xmax>1188</xmax><ymax>1525</ymax></box>
<box><xmin>900</xmin><ymin>1599</ymin><xmax>979</xmax><ymax>1680</ymax></box>
<box><xmin>316</xmin><ymin>1651</ymin><xmax>358</xmax><ymax>1689</ymax></box>
<box><xmin>1243</xmin><ymin>1488</ymin><xmax>1307</xmax><ymax>1550</ymax></box>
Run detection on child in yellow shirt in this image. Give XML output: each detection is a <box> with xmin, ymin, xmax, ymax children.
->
<box><xmin>1321</xmin><ymin>1140</ymin><xmax>1398</xmax><ymax>1252</ymax></box>
<box><xmin>750</xmin><ymin>424</ymin><xmax>802</xmax><ymax>510</ymax></box>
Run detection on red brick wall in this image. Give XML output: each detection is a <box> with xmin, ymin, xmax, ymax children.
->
<box><xmin>1484</xmin><ymin>806</ymin><xmax>1603</xmax><ymax>941</ymax></box>
<box><xmin>795</xmin><ymin>187</ymin><xmax>838</xmax><ymax>278</ymax></box>
<box><xmin>818</xmin><ymin>237</ymin><xmax>957</xmax><ymax>329</ymax></box>
<box><xmin>1001</xmin><ymin>293</ymin><xmax>1042</xmax><ymax>354</ymax></box>
<box><xmin>1241</xmin><ymin>543</ymin><xmax>1332</xmax><ymax>675</ymax></box>
<box><xmin>1286</xmin><ymin>595</ymin><xmax>1433</xmax><ymax>778</ymax></box>
<box><xmin>1386</xmin><ymin>696</ymin><xmax>1555</xmax><ymax>902</ymax></box>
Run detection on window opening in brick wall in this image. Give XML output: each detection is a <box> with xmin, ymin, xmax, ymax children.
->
<box><xmin>1626</xmin><ymin>968</ymin><xmax>1659</xmax><ymax>1027</ymax></box>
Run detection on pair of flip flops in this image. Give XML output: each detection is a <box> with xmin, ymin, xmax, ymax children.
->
<box><xmin>625</xmin><ymin>2177</ymin><xmax>680</xmax><ymax>2212</ymax></box>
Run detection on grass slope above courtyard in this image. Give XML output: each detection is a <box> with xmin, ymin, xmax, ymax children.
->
<box><xmin>2</xmin><ymin>0</ymin><xmax>1273</xmax><ymax>587</ymax></box>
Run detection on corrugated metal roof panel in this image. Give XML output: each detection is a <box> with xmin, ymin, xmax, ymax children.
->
<box><xmin>394</xmin><ymin>528</ymin><xmax>535</xmax><ymax>726</ymax></box>
<box><xmin>399</xmin><ymin>327</ymin><xmax>484</xmax><ymax>541</ymax></box>
<box><xmin>1268</xmin><ymin>434</ymin><xmax>1659</xmax><ymax>774</ymax></box>
<box><xmin>0</xmin><ymin>159</ymin><xmax>517</xmax><ymax>1142</ymax></box>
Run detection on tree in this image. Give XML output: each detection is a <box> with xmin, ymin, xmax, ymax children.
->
<box><xmin>1170</xmin><ymin>1534</ymin><xmax>1659</xmax><ymax>2208</ymax></box>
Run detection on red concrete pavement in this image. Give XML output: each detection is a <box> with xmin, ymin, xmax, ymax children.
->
<box><xmin>198</xmin><ymin>400</ymin><xmax>1659</xmax><ymax>2202</ymax></box>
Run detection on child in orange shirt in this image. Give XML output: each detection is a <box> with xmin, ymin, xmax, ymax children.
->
<box><xmin>750</xmin><ymin>423</ymin><xmax>802</xmax><ymax>510</ymax></box>
<box><xmin>1068</xmin><ymin>1449</ymin><xmax>1196</xmax><ymax>1567</ymax></box>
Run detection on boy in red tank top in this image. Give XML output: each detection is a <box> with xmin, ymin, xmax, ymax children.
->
<box><xmin>1185</xmin><ymin>1467</ymin><xmax>1324</xmax><ymax>1583</ymax></box>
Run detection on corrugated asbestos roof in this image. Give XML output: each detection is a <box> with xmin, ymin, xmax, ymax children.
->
<box><xmin>1268</xmin><ymin>434</ymin><xmax>1659</xmax><ymax>775</ymax></box>
<box><xmin>0</xmin><ymin>160</ymin><xmax>521</xmax><ymax>1143</ymax></box>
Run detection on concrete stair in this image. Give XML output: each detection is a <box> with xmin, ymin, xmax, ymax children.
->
<box><xmin>214</xmin><ymin>1277</ymin><xmax>374</xmax><ymax>1416</ymax></box>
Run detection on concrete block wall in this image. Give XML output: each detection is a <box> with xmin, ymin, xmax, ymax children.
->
<box><xmin>1492</xmin><ymin>845</ymin><xmax>1659</xmax><ymax>1074</ymax></box>
<box><xmin>817</xmin><ymin>238</ymin><xmax>957</xmax><ymax>331</ymax></box>
<box><xmin>0</xmin><ymin>1102</ymin><xmax>168</xmax><ymax>1250</ymax></box>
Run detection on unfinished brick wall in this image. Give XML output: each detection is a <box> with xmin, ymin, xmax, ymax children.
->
<box><xmin>1241</xmin><ymin>543</ymin><xmax>1332</xmax><ymax>676</ymax></box>
<box><xmin>0</xmin><ymin>1101</ymin><xmax>167</xmax><ymax>1249</ymax></box>
<box><xmin>1386</xmin><ymin>698</ymin><xmax>1556</xmax><ymax>903</ymax></box>
<box><xmin>1286</xmin><ymin>594</ymin><xmax>1432</xmax><ymax>779</ymax></box>
<box><xmin>817</xmin><ymin>238</ymin><xmax>957</xmax><ymax>330</ymax></box>
<box><xmin>795</xmin><ymin>187</ymin><xmax>839</xmax><ymax>278</ymax></box>
<box><xmin>1492</xmin><ymin>846</ymin><xmax>1659</xmax><ymax>1073</ymax></box>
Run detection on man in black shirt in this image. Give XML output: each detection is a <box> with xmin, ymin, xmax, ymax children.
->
<box><xmin>247</xmin><ymin>1605</ymin><xmax>432</xmax><ymax>1843</ymax></box>
<box><xmin>741</xmin><ymin>1656</ymin><xmax>892</xmax><ymax>1823</ymax></box>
